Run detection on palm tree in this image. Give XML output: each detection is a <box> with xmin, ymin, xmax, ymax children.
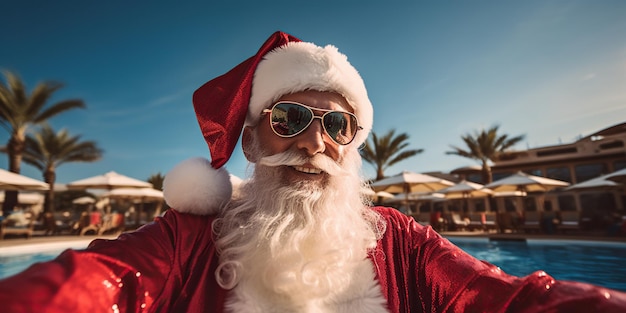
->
<box><xmin>21</xmin><ymin>124</ymin><xmax>103</xmax><ymax>212</ymax></box>
<box><xmin>147</xmin><ymin>172</ymin><xmax>168</xmax><ymax>213</ymax></box>
<box><xmin>147</xmin><ymin>173</ymin><xmax>165</xmax><ymax>190</ymax></box>
<box><xmin>446</xmin><ymin>125</ymin><xmax>525</xmax><ymax>184</ymax></box>
<box><xmin>360</xmin><ymin>129</ymin><xmax>423</xmax><ymax>181</ymax></box>
<box><xmin>0</xmin><ymin>70</ymin><xmax>85</xmax><ymax>215</ymax></box>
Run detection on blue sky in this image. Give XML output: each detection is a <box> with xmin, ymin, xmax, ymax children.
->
<box><xmin>2</xmin><ymin>0</ymin><xmax>625</xmax><ymax>185</ymax></box>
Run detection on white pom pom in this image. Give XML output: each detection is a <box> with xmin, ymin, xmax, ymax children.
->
<box><xmin>163</xmin><ymin>157</ymin><xmax>232</xmax><ymax>215</ymax></box>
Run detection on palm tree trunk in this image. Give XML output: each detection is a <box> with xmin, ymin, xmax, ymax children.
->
<box><xmin>2</xmin><ymin>136</ymin><xmax>24</xmax><ymax>216</ymax></box>
<box><xmin>1</xmin><ymin>191</ymin><xmax>18</xmax><ymax>216</ymax></box>
<box><xmin>43</xmin><ymin>169</ymin><xmax>56</xmax><ymax>213</ymax></box>
<box><xmin>481</xmin><ymin>160</ymin><xmax>493</xmax><ymax>184</ymax></box>
<box><xmin>376</xmin><ymin>167</ymin><xmax>385</xmax><ymax>181</ymax></box>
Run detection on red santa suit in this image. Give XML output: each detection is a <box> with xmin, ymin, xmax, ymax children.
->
<box><xmin>1</xmin><ymin>206</ymin><xmax>626</xmax><ymax>312</ymax></box>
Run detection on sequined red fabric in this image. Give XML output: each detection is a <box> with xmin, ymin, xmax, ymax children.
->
<box><xmin>1</xmin><ymin>207</ymin><xmax>625</xmax><ymax>312</ymax></box>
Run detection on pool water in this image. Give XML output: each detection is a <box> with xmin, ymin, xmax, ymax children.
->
<box><xmin>0</xmin><ymin>240</ymin><xmax>92</xmax><ymax>279</ymax></box>
<box><xmin>448</xmin><ymin>237</ymin><xmax>626</xmax><ymax>292</ymax></box>
<box><xmin>1</xmin><ymin>238</ymin><xmax>626</xmax><ymax>293</ymax></box>
<box><xmin>0</xmin><ymin>250</ymin><xmax>67</xmax><ymax>279</ymax></box>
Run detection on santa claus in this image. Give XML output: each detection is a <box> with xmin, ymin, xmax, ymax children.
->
<box><xmin>1</xmin><ymin>31</ymin><xmax>625</xmax><ymax>313</ymax></box>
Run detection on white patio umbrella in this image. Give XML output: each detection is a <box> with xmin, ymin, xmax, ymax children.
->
<box><xmin>565</xmin><ymin>175</ymin><xmax>622</xmax><ymax>191</ymax></box>
<box><xmin>492</xmin><ymin>191</ymin><xmax>527</xmax><ymax>197</ymax></box>
<box><xmin>66</xmin><ymin>171</ymin><xmax>152</xmax><ymax>190</ymax></box>
<box><xmin>370</xmin><ymin>171</ymin><xmax>454</xmax><ymax>194</ymax></box>
<box><xmin>0</xmin><ymin>168</ymin><xmax>49</xmax><ymax>191</ymax></box>
<box><xmin>362</xmin><ymin>188</ymin><xmax>375</xmax><ymax>196</ymax></box>
<box><xmin>437</xmin><ymin>180</ymin><xmax>493</xmax><ymax>212</ymax></box>
<box><xmin>604</xmin><ymin>168</ymin><xmax>626</xmax><ymax>184</ymax></box>
<box><xmin>371</xmin><ymin>171</ymin><xmax>454</xmax><ymax>213</ymax></box>
<box><xmin>67</xmin><ymin>171</ymin><xmax>152</xmax><ymax>215</ymax></box>
<box><xmin>384</xmin><ymin>192</ymin><xmax>446</xmax><ymax>204</ymax></box>
<box><xmin>102</xmin><ymin>187</ymin><xmax>164</xmax><ymax>199</ymax></box>
<box><xmin>485</xmin><ymin>171</ymin><xmax>569</xmax><ymax>194</ymax></box>
<box><xmin>436</xmin><ymin>180</ymin><xmax>493</xmax><ymax>199</ymax></box>
<box><xmin>0</xmin><ymin>192</ymin><xmax>45</xmax><ymax>204</ymax></box>
<box><xmin>102</xmin><ymin>188</ymin><xmax>164</xmax><ymax>227</ymax></box>
<box><xmin>72</xmin><ymin>196</ymin><xmax>96</xmax><ymax>204</ymax></box>
<box><xmin>363</xmin><ymin>189</ymin><xmax>395</xmax><ymax>202</ymax></box>
<box><xmin>376</xmin><ymin>191</ymin><xmax>395</xmax><ymax>199</ymax></box>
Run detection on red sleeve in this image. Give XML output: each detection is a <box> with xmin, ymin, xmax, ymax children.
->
<box><xmin>0</xmin><ymin>250</ymin><xmax>152</xmax><ymax>313</ymax></box>
<box><xmin>0</xmin><ymin>209</ymin><xmax>224</xmax><ymax>313</ymax></box>
<box><xmin>371</xmin><ymin>207</ymin><xmax>626</xmax><ymax>312</ymax></box>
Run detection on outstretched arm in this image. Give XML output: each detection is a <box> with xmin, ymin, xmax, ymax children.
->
<box><xmin>0</xmin><ymin>210</ymin><xmax>220</xmax><ymax>312</ymax></box>
<box><xmin>371</xmin><ymin>207</ymin><xmax>626</xmax><ymax>312</ymax></box>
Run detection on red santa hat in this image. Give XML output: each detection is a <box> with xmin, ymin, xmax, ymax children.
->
<box><xmin>163</xmin><ymin>31</ymin><xmax>373</xmax><ymax>215</ymax></box>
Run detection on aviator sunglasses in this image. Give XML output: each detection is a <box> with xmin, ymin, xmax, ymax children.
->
<box><xmin>262</xmin><ymin>101</ymin><xmax>362</xmax><ymax>145</ymax></box>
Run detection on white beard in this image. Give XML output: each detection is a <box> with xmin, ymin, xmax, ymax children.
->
<box><xmin>213</xmin><ymin>148</ymin><xmax>387</xmax><ymax>312</ymax></box>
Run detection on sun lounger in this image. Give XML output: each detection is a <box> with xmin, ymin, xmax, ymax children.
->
<box><xmin>522</xmin><ymin>211</ymin><xmax>542</xmax><ymax>233</ymax></box>
<box><xmin>80</xmin><ymin>213</ymin><xmax>124</xmax><ymax>236</ymax></box>
<box><xmin>0</xmin><ymin>219</ymin><xmax>34</xmax><ymax>240</ymax></box>
<box><xmin>498</xmin><ymin>211</ymin><xmax>523</xmax><ymax>233</ymax></box>
<box><xmin>450</xmin><ymin>213</ymin><xmax>469</xmax><ymax>231</ymax></box>
<box><xmin>70</xmin><ymin>211</ymin><xmax>91</xmax><ymax>235</ymax></box>
<box><xmin>42</xmin><ymin>212</ymin><xmax>73</xmax><ymax>235</ymax></box>
<box><xmin>558</xmin><ymin>211</ymin><xmax>581</xmax><ymax>233</ymax></box>
<box><xmin>468</xmin><ymin>212</ymin><xmax>484</xmax><ymax>231</ymax></box>
<box><xmin>483</xmin><ymin>212</ymin><xmax>498</xmax><ymax>232</ymax></box>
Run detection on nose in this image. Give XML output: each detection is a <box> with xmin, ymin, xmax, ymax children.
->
<box><xmin>296</xmin><ymin>117</ymin><xmax>326</xmax><ymax>156</ymax></box>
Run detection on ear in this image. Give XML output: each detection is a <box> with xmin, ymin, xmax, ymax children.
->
<box><xmin>242</xmin><ymin>127</ymin><xmax>258</xmax><ymax>163</ymax></box>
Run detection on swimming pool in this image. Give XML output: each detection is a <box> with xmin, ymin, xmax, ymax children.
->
<box><xmin>0</xmin><ymin>239</ymin><xmax>93</xmax><ymax>279</ymax></box>
<box><xmin>448</xmin><ymin>237</ymin><xmax>626</xmax><ymax>292</ymax></box>
<box><xmin>1</xmin><ymin>237</ymin><xmax>626</xmax><ymax>292</ymax></box>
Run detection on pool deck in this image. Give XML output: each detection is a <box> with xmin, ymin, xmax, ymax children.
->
<box><xmin>2</xmin><ymin>228</ymin><xmax>625</xmax><ymax>250</ymax></box>
<box><xmin>0</xmin><ymin>231</ymin><xmax>119</xmax><ymax>249</ymax></box>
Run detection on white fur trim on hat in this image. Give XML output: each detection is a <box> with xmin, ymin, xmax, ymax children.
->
<box><xmin>247</xmin><ymin>41</ymin><xmax>373</xmax><ymax>146</ymax></box>
<box><xmin>163</xmin><ymin>157</ymin><xmax>232</xmax><ymax>215</ymax></box>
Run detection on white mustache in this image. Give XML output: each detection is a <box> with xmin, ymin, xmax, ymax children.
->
<box><xmin>258</xmin><ymin>151</ymin><xmax>348</xmax><ymax>177</ymax></box>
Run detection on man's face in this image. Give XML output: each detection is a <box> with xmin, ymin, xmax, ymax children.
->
<box><xmin>244</xmin><ymin>90</ymin><xmax>356</xmax><ymax>184</ymax></box>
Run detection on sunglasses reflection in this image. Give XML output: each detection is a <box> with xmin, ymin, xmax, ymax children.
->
<box><xmin>265</xmin><ymin>101</ymin><xmax>361</xmax><ymax>145</ymax></box>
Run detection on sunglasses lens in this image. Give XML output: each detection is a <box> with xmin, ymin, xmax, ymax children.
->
<box><xmin>323</xmin><ymin>112</ymin><xmax>358</xmax><ymax>145</ymax></box>
<box><xmin>270</xmin><ymin>103</ymin><xmax>313</xmax><ymax>136</ymax></box>
<box><xmin>269</xmin><ymin>102</ymin><xmax>359</xmax><ymax>145</ymax></box>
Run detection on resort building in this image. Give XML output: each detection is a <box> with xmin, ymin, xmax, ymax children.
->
<box><xmin>451</xmin><ymin>122</ymin><xmax>626</xmax><ymax>231</ymax></box>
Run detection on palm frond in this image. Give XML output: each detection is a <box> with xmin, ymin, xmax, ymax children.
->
<box><xmin>359</xmin><ymin>129</ymin><xmax>423</xmax><ymax>180</ymax></box>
